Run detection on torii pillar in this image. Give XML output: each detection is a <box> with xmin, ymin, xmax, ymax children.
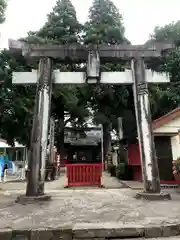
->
<box><xmin>132</xmin><ymin>58</ymin><xmax>163</xmax><ymax>199</ymax></box>
<box><xmin>17</xmin><ymin>58</ymin><xmax>53</xmax><ymax>202</ymax></box>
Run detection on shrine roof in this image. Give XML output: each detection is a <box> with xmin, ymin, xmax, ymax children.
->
<box><xmin>152</xmin><ymin>107</ymin><xmax>180</xmax><ymax>130</ymax></box>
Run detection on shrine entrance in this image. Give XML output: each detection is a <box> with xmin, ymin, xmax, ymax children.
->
<box><xmin>9</xmin><ymin>39</ymin><xmax>174</xmax><ymax>199</ymax></box>
<box><xmin>154</xmin><ymin>136</ymin><xmax>174</xmax><ymax>181</ymax></box>
<box><xmin>64</xmin><ymin>126</ymin><xmax>103</xmax><ymax>187</ymax></box>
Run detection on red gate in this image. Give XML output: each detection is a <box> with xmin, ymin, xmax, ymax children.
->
<box><xmin>65</xmin><ymin>163</ymin><xmax>103</xmax><ymax>187</ymax></box>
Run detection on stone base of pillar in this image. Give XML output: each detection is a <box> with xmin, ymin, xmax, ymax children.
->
<box><xmin>16</xmin><ymin>194</ymin><xmax>51</xmax><ymax>204</ymax></box>
<box><xmin>135</xmin><ymin>191</ymin><xmax>171</xmax><ymax>201</ymax></box>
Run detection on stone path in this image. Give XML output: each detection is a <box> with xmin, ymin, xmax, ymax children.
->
<box><xmin>0</xmin><ymin>188</ymin><xmax>180</xmax><ymax>229</ymax></box>
<box><xmin>121</xmin><ymin>180</ymin><xmax>144</xmax><ymax>189</ymax></box>
<box><xmin>102</xmin><ymin>172</ymin><xmax>125</xmax><ymax>188</ymax></box>
<box><xmin>0</xmin><ymin>174</ymin><xmax>66</xmax><ymax>192</ymax></box>
<box><xmin>110</xmin><ymin>238</ymin><xmax>179</xmax><ymax>240</ymax></box>
<box><xmin>1</xmin><ymin>173</ymin><xmax>180</xmax><ymax>238</ymax></box>
<box><xmin>0</xmin><ymin>188</ymin><xmax>180</xmax><ymax>238</ymax></box>
<box><xmin>126</xmin><ymin>238</ymin><xmax>179</xmax><ymax>240</ymax></box>
<box><xmin>121</xmin><ymin>181</ymin><xmax>179</xmax><ymax>190</ymax></box>
<box><xmin>0</xmin><ymin>171</ymin><xmax>124</xmax><ymax>193</ymax></box>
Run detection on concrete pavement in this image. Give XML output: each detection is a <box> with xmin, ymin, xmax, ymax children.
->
<box><xmin>0</xmin><ymin>188</ymin><xmax>180</xmax><ymax>234</ymax></box>
<box><xmin>0</xmin><ymin>171</ymin><xmax>124</xmax><ymax>192</ymax></box>
<box><xmin>0</xmin><ymin>173</ymin><xmax>180</xmax><ymax>238</ymax></box>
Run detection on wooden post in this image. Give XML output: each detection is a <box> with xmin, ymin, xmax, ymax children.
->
<box><xmin>100</xmin><ymin>124</ymin><xmax>104</xmax><ymax>167</ymax></box>
<box><xmin>26</xmin><ymin>61</ymin><xmax>42</xmax><ymax>196</ymax></box>
<box><xmin>117</xmin><ymin>117</ymin><xmax>125</xmax><ymax>164</ymax></box>
<box><xmin>49</xmin><ymin>118</ymin><xmax>55</xmax><ymax>164</ymax></box>
<box><xmin>132</xmin><ymin>58</ymin><xmax>160</xmax><ymax>193</ymax></box>
<box><xmin>26</xmin><ymin>58</ymin><xmax>53</xmax><ymax>197</ymax></box>
<box><xmin>38</xmin><ymin>58</ymin><xmax>53</xmax><ymax>195</ymax></box>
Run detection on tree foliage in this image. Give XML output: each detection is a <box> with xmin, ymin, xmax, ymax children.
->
<box><xmin>0</xmin><ymin>0</ymin><xmax>7</xmax><ymax>24</ymax></box>
<box><xmin>151</xmin><ymin>21</ymin><xmax>180</xmax><ymax>45</ymax></box>
<box><xmin>34</xmin><ymin>0</ymin><xmax>88</xmax><ymax>122</ymax></box>
<box><xmin>38</xmin><ymin>0</ymin><xmax>81</xmax><ymax>44</ymax></box>
<box><xmin>33</xmin><ymin>0</ymin><xmax>89</xmax><ymax>154</ymax></box>
<box><xmin>148</xmin><ymin>21</ymin><xmax>180</xmax><ymax>119</ymax></box>
<box><xmin>83</xmin><ymin>0</ymin><xmax>127</xmax><ymax>44</ymax></box>
<box><xmin>0</xmin><ymin>0</ymin><xmax>89</xmax><ymax>151</ymax></box>
<box><xmin>82</xmin><ymin>0</ymin><xmax>133</xmax><ymax>162</ymax></box>
<box><xmin>0</xmin><ymin>1</ymin><xmax>35</xmax><ymax>145</ymax></box>
<box><xmin>0</xmin><ymin>50</ymin><xmax>35</xmax><ymax>146</ymax></box>
<box><xmin>83</xmin><ymin>0</ymin><xmax>131</xmax><ymax>131</ymax></box>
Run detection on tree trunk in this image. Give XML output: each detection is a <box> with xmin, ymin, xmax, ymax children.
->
<box><xmin>103</xmin><ymin>123</ymin><xmax>112</xmax><ymax>170</ymax></box>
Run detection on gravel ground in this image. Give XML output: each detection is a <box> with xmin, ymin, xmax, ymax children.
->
<box><xmin>0</xmin><ymin>188</ymin><xmax>180</xmax><ymax>230</ymax></box>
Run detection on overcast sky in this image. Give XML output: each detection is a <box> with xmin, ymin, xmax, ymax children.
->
<box><xmin>0</xmin><ymin>0</ymin><xmax>180</xmax><ymax>48</ymax></box>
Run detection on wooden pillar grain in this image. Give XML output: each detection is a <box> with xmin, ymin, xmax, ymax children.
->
<box><xmin>26</xmin><ymin>58</ymin><xmax>53</xmax><ymax>196</ymax></box>
<box><xmin>131</xmin><ymin>58</ymin><xmax>160</xmax><ymax>193</ymax></box>
<box><xmin>26</xmin><ymin>59</ymin><xmax>43</xmax><ymax>196</ymax></box>
<box><xmin>38</xmin><ymin>58</ymin><xmax>53</xmax><ymax>195</ymax></box>
<box><xmin>49</xmin><ymin>118</ymin><xmax>55</xmax><ymax>164</ymax></box>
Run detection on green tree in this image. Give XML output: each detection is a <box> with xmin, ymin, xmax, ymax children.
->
<box><xmin>0</xmin><ymin>0</ymin><xmax>7</xmax><ymax>24</ymax></box>
<box><xmin>0</xmin><ymin>1</ymin><xmax>34</xmax><ymax>146</ymax></box>
<box><xmin>38</xmin><ymin>0</ymin><xmax>81</xmax><ymax>44</ymax></box>
<box><xmin>83</xmin><ymin>0</ymin><xmax>130</xmax><ymax>164</ymax></box>
<box><xmin>147</xmin><ymin>21</ymin><xmax>180</xmax><ymax>119</ymax></box>
<box><xmin>28</xmin><ymin>0</ymin><xmax>89</xmax><ymax>157</ymax></box>
<box><xmin>150</xmin><ymin>21</ymin><xmax>180</xmax><ymax>44</ymax></box>
<box><xmin>0</xmin><ymin>0</ymin><xmax>89</xmax><ymax>152</ymax></box>
<box><xmin>83</xmin><ymin>0</ymin><xmax>128</xmax><ymax>44</ymax></box>
<box><xmin>0</xmin><ymin>50</ymin><xmax>35</xmax><ymax>146</ymax></box>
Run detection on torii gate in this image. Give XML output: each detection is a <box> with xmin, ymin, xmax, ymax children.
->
<box><xmin>9</xmin><ymin>40</ymin><xmax>174</xmax><ymax>201</ymax></box>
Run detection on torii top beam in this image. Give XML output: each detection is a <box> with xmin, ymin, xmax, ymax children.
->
<box><xmin>8</xmin><ymin>39</ymin><xmax>174</xmax><ymax>62</ymax></box>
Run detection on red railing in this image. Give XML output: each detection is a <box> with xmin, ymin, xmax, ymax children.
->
<box><xmin>65</xmin><ymin>163</ymin><xmax>103</xmax><ymax>187</ymax></box>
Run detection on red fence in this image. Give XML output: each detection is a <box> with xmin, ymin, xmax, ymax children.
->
<box><xmin>65</xmin><ymin>163</ymin><xmax>103</xmax><ymax>187</ymax></box>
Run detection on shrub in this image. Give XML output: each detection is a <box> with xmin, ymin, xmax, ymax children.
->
<box><xmin>116</xmin><ymin>163</ymin><xmax>125</xmax><ymax>179</ymax></box>
<box><xmin>107</xmin><ymin>163</ymin><xmax>116</xmax><ymax>177</ymax></box>
<box><xmin>116</xmin><ymin>163</ymin><xmax>133</xmax><ymax>180</ymax></box>
<box><xmin>173</xmin><ymin>157</ymin><xmax>180</xmax><ymax>175</ymax></box>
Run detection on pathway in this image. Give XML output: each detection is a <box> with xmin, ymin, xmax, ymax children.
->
<box><xmin>0</xmin><ymin>188</ymin><xmax>180</xmax><ymax>238</ymax></box>
<box><xmin>0</xmin><ymin>188</ymin><xmax>180</xmax><ymax>228</ymax></box>
<box><xmin>102</xmin><ymin>171</ymin><xmax>126</xmax><ymax>188</ymax></box>
<box><xmin>0</xmin><ymin>175</ymin><xmax>180</xmax><ymax>238</ymax></box>
<box><xmin>126</xmin><ymin>238</ymin><xmax>179</xmax><ymax>240</ymax></box>
<box><xmin>0</xmin><ymin>171</ymin><xmax>124</xmax><ymax>193</ymax></box>
<box><xmin>121</xmin><ymin>180</ymin><xmax>144</xmax><ymax>189</ymax></box>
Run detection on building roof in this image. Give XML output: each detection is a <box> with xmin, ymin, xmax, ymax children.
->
<box><xmin>0</xmin><ymin>138</ymin><xmax>25</xmax><ymax>148</ymax></box>
<box><xmin>152</xmin><ymin>107</ymin><xmax>180</xmax><ymax>130</ymax></box>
